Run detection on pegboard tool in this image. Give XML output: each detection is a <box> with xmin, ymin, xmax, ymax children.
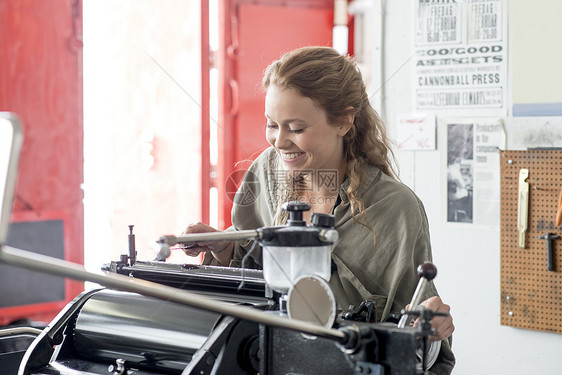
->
<box><xmin>538</xmin><ymin>232</ymin><xmax>560</xmax><ymax>271</ymax></box>
<box><xmin>556</xmin><ymin>187</ymin><xmax>562</xmax><ymax>227</ymax></box>
<box><xmin>517</xmin><ymin>168</ymin><xmax>529</xmax><ymax>248</ymax></box>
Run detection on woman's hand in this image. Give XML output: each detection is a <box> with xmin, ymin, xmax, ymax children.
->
<box><xmin>410</xmin><ymin>296</ymin><xmax>455</xmax><ymax>341</ymax></box>
<box><xmin>181</xmin><ymin>222</ymin><xmax>234</xmax><ymax>266</ymax></box>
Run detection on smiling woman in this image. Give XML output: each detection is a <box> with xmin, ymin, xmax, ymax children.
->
<box><xmin>185</xmin><ymin>46</ymin><xmax>456</xmax><ymax>374</ymax></box>
<box><xmin>263</xmin><ymin>85</ymin><xmax>350</xmax><ymax>223</ymax></box>
<box><xmin>261</xmin><ymin>47</ymin><xmax>395</xmax><ymax>226</ymax></box>
<box><xmin>265</xmin><ymin>85</ymin><xmax>350</xmax><ymax>172</ymax></box>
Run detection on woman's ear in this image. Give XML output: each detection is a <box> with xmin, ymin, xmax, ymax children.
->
<box><xmin>338</xmin><ymin>106</ymin><xmax>355</xmax><ymax>136</ymax></box>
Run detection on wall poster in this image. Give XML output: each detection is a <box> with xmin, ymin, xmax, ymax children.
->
<box><xmin>415</xmin><ymin>0</ymin><xmax>507</xmax><ymax>116</ymax></box>
<box><xmin>439</xmin><ymin>117</ymin><xmax>505</xmax><ymax>228</ymax></box>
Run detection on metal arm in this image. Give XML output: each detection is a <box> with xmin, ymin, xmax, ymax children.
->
<box><xmin>154</xmin><ymin>229</ymin><xmax>260</xmax><ymax>261</ymax></box>
<box><xmin>0</xmin><ymin>245</ymin><xmax>348</xmax><ymax>345</ymax></box>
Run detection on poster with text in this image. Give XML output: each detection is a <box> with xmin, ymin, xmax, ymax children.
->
<box><xmin>439</xmin><ymin>117</ymin><xmax>505</xmax><ymax>228</ymax></box>
<box><xmin>415</xmin><ymin>0</ymin><xmax>507</xmax><ymax>116</ymax></box>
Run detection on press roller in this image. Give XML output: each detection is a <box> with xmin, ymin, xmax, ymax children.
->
<box><xmin>73</xmin><ymin>289</ymin><xmax>221</xmax><ymax>371</ymax></box>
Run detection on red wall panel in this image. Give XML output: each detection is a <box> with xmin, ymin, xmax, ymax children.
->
<box><xmin>217</xmin><ymin>0</ymin><xmax>334</xmax><ymax>229</ymax></box>
<box><xmin>0</xmin><ymin>0</ymin><xmax>84</xmax><ymax>324</ymax></box>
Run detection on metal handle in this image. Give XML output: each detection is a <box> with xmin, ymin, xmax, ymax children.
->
<box><xmin>397</xmin><ymin>262</ymin><xmax>437</xmax><ymax>329</ymax></box>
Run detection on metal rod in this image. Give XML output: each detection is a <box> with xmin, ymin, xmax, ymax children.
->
<box><xmin>0</xmin><ymin>246</ymin><xmax>346</xmax><ymax>342</ymax></box>
<box><xmin>0</xmin><ymin>327</ymin><xmax>43</xmax><ymax>337</ymax></box>
<box><xmin>172</xmin><ymin>229</ymin><xmax>259</xmax><ymax>244</ymax></box>
<box><xmin>397</xmin><ymin>278</ymin><xmax>427</xmax><ymax>328</ymax></box>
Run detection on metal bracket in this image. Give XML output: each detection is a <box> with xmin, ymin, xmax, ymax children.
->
<box><xmin>355</xmin><ymin>361</ymin><xmax>384</xmax><ymax>375</ymax></box>
<box><xmin>108</xmin><ymin>358</ymin><xmax>126</xmax><ymax>375</ymax></box>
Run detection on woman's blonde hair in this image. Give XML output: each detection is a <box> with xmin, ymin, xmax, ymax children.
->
<box><xmin>262</xmin><ymin>46</ymin><xmax>396</xmax><ymax>225</ymax></box>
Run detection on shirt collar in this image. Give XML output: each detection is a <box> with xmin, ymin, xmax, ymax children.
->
<box><xmin>338</xmin><ymin>164</ymin><xmax>382</xmax><ymax>204</ymax></box>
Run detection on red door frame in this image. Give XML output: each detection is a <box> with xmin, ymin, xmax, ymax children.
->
<box><xmin>201</xmin><ymin>0</ymin><xmax>211</xmax><ymax>224</ymax></box>
<box><xmin>216</xmin><ymin>0</ymin><xmax>238</xmax><ymax>230</ymax></box>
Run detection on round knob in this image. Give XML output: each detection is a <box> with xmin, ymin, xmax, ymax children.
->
<box><xmin>282</xmin><ymin>201</ymin><xmax>310</xmax><ymax>225</ymax></box>
<box><xmin>417</xmin><ymin>262</ymin><xmax>437</xmax><ymax>281</ymax></box>
<box><xmin>282</xmin><ymin>201</ymin><xmax>311</xmax><ymax>213</ymax></box>
<box><xmin>311</xmin><ymin>213</ymin><xmax>335</xmax><ymax>228</ymax></box>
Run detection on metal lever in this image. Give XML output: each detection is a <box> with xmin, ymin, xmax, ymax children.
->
<box><xmin>128</xmin><ymin>225</ymin><xmax>136</xmax><ymax>266</ymax></box>
<box><xmin>397</xmin><ymin>262</ymin><xmax>437</xmax><ymax>329</ymax></box>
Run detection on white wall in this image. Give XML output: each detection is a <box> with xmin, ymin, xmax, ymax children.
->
<box><xmin>380</xmin><ymin>1</ymin><xmax>562</xmax><ymax>374</ymax></box>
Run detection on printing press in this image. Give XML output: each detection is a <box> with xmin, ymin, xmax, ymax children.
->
<box><xmin>13</xmin><ymin>202</ymin><xmax>446</xmax><ymax>375</ymax></box>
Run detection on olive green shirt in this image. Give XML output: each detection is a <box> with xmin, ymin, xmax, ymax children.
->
<box><xmin>206</xmin><ymin>147</ymin><xmax>455</xmax><ymax>374</ymax></box>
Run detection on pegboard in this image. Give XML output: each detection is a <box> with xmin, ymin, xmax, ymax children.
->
<box><xmin>500</xmin><ymin>150</ymin><xmax>562</xmax><ymax>333</ymax></box>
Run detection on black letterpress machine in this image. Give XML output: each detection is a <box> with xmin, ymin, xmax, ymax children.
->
<box><xmin>0</xmin><ymin>116</ymin><xmax>445</xmax><ymax>375</ymax></box>
<box><xmin>15</xmin><ymin>203</ymin><xmax>443</xmax><ymax>375</ymax></box>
